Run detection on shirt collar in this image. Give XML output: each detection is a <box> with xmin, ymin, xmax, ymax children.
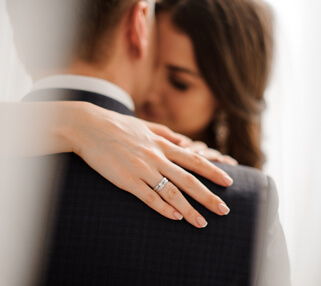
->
<box><xmin>32</xmin><ymin>74</ymin><xmax>135</xmax><ymax>111</ymax></box>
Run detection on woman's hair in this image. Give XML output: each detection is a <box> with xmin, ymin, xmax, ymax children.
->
<box><xmin>157</xmin><ymin>0</ymin><xmax>273</xmax><ymax>169</ymax></box>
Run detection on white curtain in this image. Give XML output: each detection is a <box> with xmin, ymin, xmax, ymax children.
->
<box><xmin>263</xmin><ymin>0</ymin><xmax>321</xmax><ymax>285</ymax></box>
<box><xmin>1</xmin><ymin>0</ymin><xmax>321</xmax><ymax>285</ymax></box>
<box><xmin>0</xmin><ymin>0</ymin><xmax>32</xmax><ymax>102</ymax></box>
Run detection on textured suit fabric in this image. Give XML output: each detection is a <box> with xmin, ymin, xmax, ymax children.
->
<box><xmin>24</xmin><ymin>89</ymin><xmax>290</xmax><ymax>286</ymax></box>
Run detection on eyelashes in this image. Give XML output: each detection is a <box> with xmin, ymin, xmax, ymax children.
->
<box><xmin>168</xmin><ymin>75</ymin><xmax>190</xmax><ymax>92</ymax></box>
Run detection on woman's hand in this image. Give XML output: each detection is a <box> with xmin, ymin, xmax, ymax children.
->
<box><xmin>144</xmin><ymin>122</ymin><xmax>237</xmax><ymax>166</ymax></box>
<box><xmin>64</xmin><ymin>102</ymin><xmax>232</xmax><ymax>228</ymax></box>
<box><xmin>143</xmin><ymin>120</ymin><xmax>193</xmax><ymax>147</ymax></box>
<box><xmin>180</xmin><ymin>141</ymin><xmax>238</xmax><ymax>166</ymax></box>
<box><xmin>1</xmin><ymin>101</ymin><xmax>232</xmax><ymax>228</ymax></box>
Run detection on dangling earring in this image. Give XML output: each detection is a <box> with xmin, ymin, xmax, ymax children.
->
<box><xmin>213</xmin><ymin>109</ymin><xmax>229</xmax><ymax>154</ymax></box>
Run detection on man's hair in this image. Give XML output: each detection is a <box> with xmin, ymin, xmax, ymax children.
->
<box><xmin>7</xmin><ymin>0</ymin><xmax>147</xmax><ymax>76</ymax></box>
<box><xmin>76</xmin><ymin>0</ymin><xmax>143</xmax><ymax>64</ymax></box>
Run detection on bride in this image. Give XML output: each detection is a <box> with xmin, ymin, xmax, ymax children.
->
<box><xmin>138</xmin><ymin>0</ymin><xmax>272</xmax><ymax>170</ymax></box>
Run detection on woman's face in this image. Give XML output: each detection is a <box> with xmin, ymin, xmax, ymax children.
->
<box><xmin>137</xmin><ymin>12</ymin><xmax>217</xmax><ymax>139</ymax></box>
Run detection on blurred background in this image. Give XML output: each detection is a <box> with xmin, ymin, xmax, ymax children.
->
<box><xmin>1</xmin><ymin>0</ymin><xmax>321</xmax><ymax>285</ymax></box>
<box><xmin>262</xmin><ymin>0</ymin><xmax>321</xmax><ymax>285</ymax></box>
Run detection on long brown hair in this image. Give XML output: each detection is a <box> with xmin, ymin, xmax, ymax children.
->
<box><xmin>157</xmin><ymin>0</ymin><xmax>273</xmax><ymax>169</ymax></box>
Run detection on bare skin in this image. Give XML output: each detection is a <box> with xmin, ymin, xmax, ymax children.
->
<box><xmin>0</xmin><ymin>101</ymin><xmax>232</xmax><ymax>228</ymax></box>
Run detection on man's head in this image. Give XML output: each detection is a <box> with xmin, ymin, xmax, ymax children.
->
<box><xmin>7</xmin><ymin>0</ymin><xmax>157</xmax><ymax>107</ymax></box>
<box><xmin>72</xmin><ymin>0</ymin><xmax>158</xmax><ymax>106</ymax></box>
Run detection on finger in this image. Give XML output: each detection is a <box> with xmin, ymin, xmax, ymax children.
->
<box><xmin>186</xmin><ymin>141</ymin><xmax>208</xmax><ymax>153</ymax></box>
<box><xmin>217</xmin><ymin>155</ymin><xmax>238</xmax><ymax>166</ymax></box>
<box><xmin>176</xmin><ymin>136</ymin><xmax>193</xmax><ymax>148</ymax></box>
<box><xmin>197</xmin><ymin>148</ymin><xmax>221</xmax><ymax>159</ymax></box>
<box><xmin>165</xmin><ymin>145</ymin><xmax>233</xmax><ymax>187</ymax></box>
<box><xmin>198</xmin><ymin>149</ymin><xmax>233</xmax><ymax>164</ymax></box>
<box><xmin>149</xmin><ymin>176</ymin><xmax>209</xmax><ymax>228</ymax></box>
<box><xmin>196</xmin><ymin>149</ymin><xmax>238</xmax><ymax>166</ymax></box>
<box><xmin>132</xmin><ymin>180</ymin><xmax>184</xmax><ymax>221</ymax></box>
<box><xmin>199</xmin><ymin>151</ymin><xmax>221</xmax><ymax>162</ymax></box>
<box><xmin>145</xmin><ymin>121</ymin><xmax>191</xmax><ymax>146</ymax></box>
<box><xmin>153</xmin><ymin>127</ymin><xmax>184</xmax><ymax>145</ymax></box>
<box><xmin>159</xmin><ymin>160</ymin><xmax>231</xmax><ymax>216</ymax></box>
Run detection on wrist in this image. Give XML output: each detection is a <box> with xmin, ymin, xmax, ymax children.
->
<box><xmin>60</xmin><ymin>101</ymin><xmax>109</xmax><ymax>156</ymax></box>
<box><xmin>53</xmin><ymin>101</ymin><xmax>90</xmax><ymax>155</ymax></box>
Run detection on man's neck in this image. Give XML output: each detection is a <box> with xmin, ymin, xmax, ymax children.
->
<box><xmin>64</xmin><ymin>60</ymin><xmax>135</xmax><ymax>97</ymax></box>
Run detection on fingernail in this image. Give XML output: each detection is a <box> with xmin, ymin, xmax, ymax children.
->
<box><xmin>218</xmin><ymin>203</ymin><xmax>230</xmax><ymax>215</ymax></box>
<box><xmin>224</xmin><ymin>175</ymin><xmax>233</xmax><ymax>186</ymax></box>
<box><xmin>173</xmin><ymin>212</ymin><xmax>184</xmax><ymax>220</ymax></box>
<box><xmin>196</xmin><ymin>216</ymin><xmax>208</xmax><ymax>228</ymax></box>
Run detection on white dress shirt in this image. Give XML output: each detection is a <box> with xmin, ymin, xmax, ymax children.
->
<box><xmin>32</xmin><ymin>74</ymin><xmax>135</xmax><ymax>111</ymax></box>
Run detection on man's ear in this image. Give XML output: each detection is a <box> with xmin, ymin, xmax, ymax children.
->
<box><xmin>128</xmin><ymin>1</ymin><xmax>149</xmax><ymax>59</ymax></box>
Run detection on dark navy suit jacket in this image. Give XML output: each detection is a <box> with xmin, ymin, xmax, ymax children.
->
<box><xmin>24</xmin><ymin>88</ymin><xmax>290</xmax><ymax>286</ymax></box>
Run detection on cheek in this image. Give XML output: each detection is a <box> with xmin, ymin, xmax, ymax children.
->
<box><xmin>196</xmin><ymin>100</ymin><xmax>216</xmax><ymax>127</ymax></box>
<box><xmin>170</xmin><ymin>93</ymin><xmax>216</xmax><ymax>135</ymax></box>
<box><xmin>162</xmin><ymin>87</ymin><xmax>189</xmax><ymax>123</ymax></box>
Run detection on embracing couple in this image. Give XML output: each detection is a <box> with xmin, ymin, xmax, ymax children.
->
<box><xmin>8</xmin><ymin>0</ymin><xmax>290</xmax><ymax>285</ymax></box>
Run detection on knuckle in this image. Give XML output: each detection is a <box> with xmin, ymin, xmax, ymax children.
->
<box><xmin>145</xmin><ymin>192</ymin><xmax>158</xmax><ymax>205</ymax></box>
<box><xmin>184</xmin><ymin>173</ymin><xmax>198</xmax><ymax>188</ymax></box>
<box><xmin>165</xmin><ymin>185</ymin><xmax>181</xmax><ymax>201</ymax></box>
<box><xmin>142</xmin><ymin>146</ymin><xmax>161</xmax><ymax>161</ymax></box>
<box><xmin>139</xmin><ymin>145</ymin><xmax>152</xmax><ymax>155</ymax></box>
<box><xmin>131</xmin><ymin>157</ymin><xmax>149</xmax><ymax>172</ymax></box>
<box><xmin>160</xmin><ymin>124</ymin><xmax>170</xmax><ymax>133</ymax></box>
<box><xmin>195</xmin><ymin>141</ymin><xmax>208</xmax><ymax>149</ymax></box>
<box><xmin>211</xmin><ymin>150</ymin><xmax>221</xmax><ymax>156</ymax></box>
<box><xmin>129</xmin><ymin>152</ymin><xmax>144</xmax><ymax>166</ymax></box>
<box><xmin>185</xmin><ymin>206</ymin><xmax>196</xmax><ymax>218</ymax></box>
<box><xmin>161</xmin><ymin>204</ymin><xmax>172</xmax><ymax>215</ymax></box>
<box><xmin>122</xmin><ymin>176</ymin><xmax>137</xmax><ymax>191</ymax></box>
<box><xmin>157</xmin><ymin>136</ymin><xmax>170</xmax><ymax>149</ymax></box>
<box><xmin>191</xmin><ymin>153</ymin><xmax>204</xmax><ymax>168</ymax></box>
<box><xmin>206</xmin><ymin>194</ymin><xmax>218</xmax><ymax>206</ymax></box>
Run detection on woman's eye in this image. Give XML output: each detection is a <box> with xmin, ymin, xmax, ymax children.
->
<box><xmin>169</xmin><ymin>76</ymin><xmax>189</xmax><ymax>91</ymax></box>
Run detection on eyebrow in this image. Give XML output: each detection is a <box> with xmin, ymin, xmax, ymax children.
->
<box><xmin>167</xmin><ymin>64</ymin><xmax>200</xmax><ymax>77</ymax></box>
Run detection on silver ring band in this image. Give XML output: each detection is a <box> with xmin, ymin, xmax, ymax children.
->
<box><xmin>153</xmin><ymin>177</ymin><xmax>169</xmax><ymax>193</ymax></box>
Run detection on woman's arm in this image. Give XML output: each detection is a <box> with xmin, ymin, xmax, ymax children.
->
<box><xmin>0</xmin><ymin>101</ymin><xmax>232</xmax><ymax>228</ymax></box>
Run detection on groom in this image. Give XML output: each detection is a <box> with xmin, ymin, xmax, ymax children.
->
<box><xmin>8</xmin><ymin>0</ymin><xmax>290</xmax><ymax>285</ymax></box>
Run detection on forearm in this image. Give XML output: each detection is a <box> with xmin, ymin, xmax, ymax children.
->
<box><xmin>0</xmin><ymin>101</ymin><xmax>88</xmax><ymax>157</ymax></box>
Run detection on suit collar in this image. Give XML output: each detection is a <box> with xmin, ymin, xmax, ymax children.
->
<box><xmin>32</xmin><ymin>74</ymin><xmax>135</xmax><ymax>111</ymax></box>
<box><xmin>24</xmin><ymin>88</ymin><xmax>135</xmax><ymax>117</ymax></box>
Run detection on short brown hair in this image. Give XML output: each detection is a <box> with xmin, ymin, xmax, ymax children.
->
<box><xmin>76</xmin><ymin>0</ymin><xmax>143</xmax><ymax>63</ymax></box>
<box><xmin>7</xmin><ymin>0</ymin><xmax>146</xmax><ymax>76</ymax></box>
